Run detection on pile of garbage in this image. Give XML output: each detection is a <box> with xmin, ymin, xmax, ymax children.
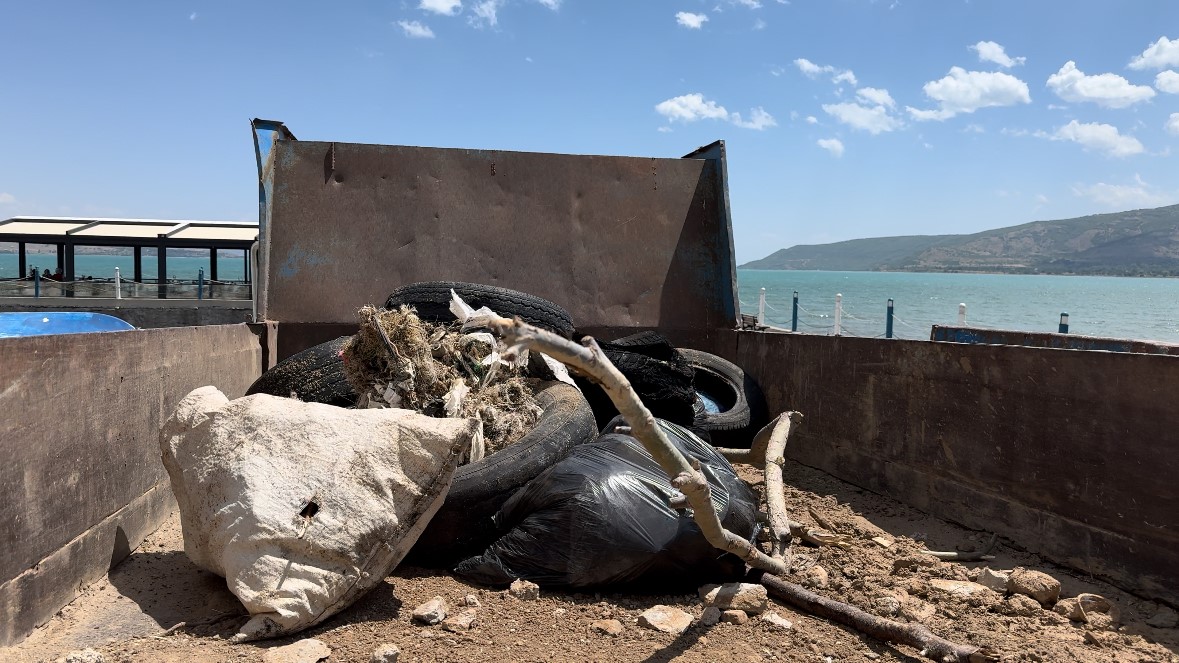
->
<box><xmin>159</xmin><ymin>280</ymin><xmax>773</xmax><ymax>642</ymax></box>
<box><xmin>341</xmin><ymin>304</ymin><xmax>542</xmax><ymax>460</ymax></box>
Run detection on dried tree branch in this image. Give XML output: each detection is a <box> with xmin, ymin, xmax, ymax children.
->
<box><xmin>759</xmin><ymin>574</ymin><xmax>996</xmax><ymax>663</ymax></box>
<box><xmin>486</xmin><ymin>315</ymin><xmax>788</xmax><ymax>576</ymax></box>
<box><xmin>921</xmin><ymin>533</ymin><xmax>998</xmax><ymax>562</ymax></box>
<box><xmin>761</xmin><ymin>412</ymin><xmax>803</xmax><ymax>560</ymax></box>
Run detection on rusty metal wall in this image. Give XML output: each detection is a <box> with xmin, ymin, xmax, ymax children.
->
<box><xmin>0</xmin><ymin>325</ymin><xmax>262</xmax><ymax>645</ymax></box>
<box><xmin>260</xmin><ymin>139</ymin><xmax>738</xmax><ymax>331</ymax></box>
<box><xmin>733</xmin><ymin>331</ymin><xmax>1179</xmax><ymax>608</ymax></box>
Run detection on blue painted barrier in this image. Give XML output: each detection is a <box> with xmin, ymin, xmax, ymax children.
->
<box><xmin>0</xmin><ymin>312</ymin><xmax>136</xmax><ymax>338</ymax></box>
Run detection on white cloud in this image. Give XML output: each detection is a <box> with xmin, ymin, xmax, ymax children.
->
<box><xmin>656</xmin><ymin>93</ymin><xmax>730</xmax><ymax>123</ymax></box>
<box><xmin>754</xmin><ymin>18</ymin><xmax>767</xmax><ymax>30</ymax></box>
<box><xmin>1072</xmin><ymin>175</ymin><xmax>1175</xmax><ymax>209</ymax></box>
<box><xmin>469</xmin><ymin>0</ymin><xmax>503</xmax><ymax>27</ymax></box>
<box><xmin>188</xmin><ymin>12</ymin><xmax>197</xmax><ymax>21</ymax></box>
<box><xmin>1156</xmin><ymin>70</ymin><xmax>1179</xmax><ymax>93</ymax></box>
<box><xmin>534</xmin><ymin>0</ymin><xmax>560</xmax><ymax>9</ymax></box>
<box><xmin>822</xmin><ymin>102</ymin><xmax>902</xmax><ymax>134</ymax></box>
<box><xmin>1046</xmin><ymin>61</ymin><xmax>1155</xmax><ymax>109</ymax></box>
<box><xmin>676</xmin><ymin>12</ymin><xmax>708</xmax><ymax>29</ymax></box>
<box><xmin>1167</xmin><ymin>113</ymin><xmax>1179</xmax><ymax>136</ymax></box>
<box><xmin>970</xmin><ymin>40</ymin><xmax>1025</xmax><ymax>68</ymax></box>
<box><xmin>907</xmin><ymin>67</ymin><xmax>1030</xmax><ymax>120</ymax></box>
<box><xmin>1050</xmin><ymin>120</ymin><xmax>1144</xmax><ymax>157</ymax></box>
<box><xmin>420</xmin><ymin>0</ymin><xmax>461</xmax><ymax>15</ymax></box>
<box><xmin>397</xmin><ymin>20</ymin><xmax>436</xmax><ymax>38</ymax></box>
<box><xmin>964</xmin><ymin>123</ymin><xmax>985</xmax><ymax>133</ymax></box>
<box><xmin>794</xmin><ymin>58</ymin><xmax>856</xmax><ymax>86</ymax></box>
<box><xmin>856</xmin><ymin>87</ymin><xmax>895</xmax><ymax>108</ymax></box>
<box><xmin>0</xmin><ymin>192</ymin><xmax>15</xmax><ymax>204</ymax></box>
<box><xmin>817</xmin><ymin>138</ymin><xmax>844</xmax><ymax>157</ymax></box>
<box><xmin>730</xmin><ymin>107</ymin><xmax>777</xmax><ymax>130</ymax></box>
<box><xmin>733</xmin><ymin>0</ymin><xmax>762</xmax><ymax>7</ymax></box>
<box><xmin>1129</xmin><ymin>36</ymin><xmax>1179</xmax><ymax>70</ymax></box>
<box><xmin>805</xmin><ymin>115</ymin><xmax>818</xmax><ymax>124</ymax></box>
<box><xmin>654</xmin><ymin>93</ymin><xmax>776</xmax><ymax>130</ymax></box>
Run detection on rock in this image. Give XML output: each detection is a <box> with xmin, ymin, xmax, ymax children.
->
<box><xmin>370</xmin><ymin>644</ymin><xmax>401</xmax><ymax>663</ymax></box>
<box><xmin>1146</xmin><ymin>604</ymin><xmax>1179</xmax><ymax>629</ymax></box>
<box><xmin>873</xmin><ymin>595</ymin><xmax>902</xmax><ymax>617</ymax></box>
<box><xmin>801</xmin><ymin>565</ymin><xmax>829</xmax><ymax>589</ymax></box>
<box><xmin>442</xmin><ymin>607</ymin><xmax>478</xmax><ymax>632</ymax></box>
<box><xmin>412</xmin><ymin>596</ymin><xmax>448</xmax><ymax>625</ymax></box>
<box><xmin>57</xmin><ymin>650</ymin><xmax>105</xmax><ymax>663</ymax></box>
<box><xmin>698</xmin><ymin>582</ymin><xmax>770</xmax><ymax>615</ymax></box>
<box><xmin>975</xmin><ymin>567</ymin><xmax>1009</xmax><ymax>593</ymax></box>
<box><xmin>1008</xmin><ymin>568</ymin><xmax>1061</xmax><ymax>607</ymax></box>
<box><xmin>720</xmin><ymin>609</ymin><xmax>749</xmax><ymax>625</ymax></box>
<box><xmin>761</xmin><ymin>612</ymin><xmax>793</xmax><ymax>630</ymax></box>
<box><xmin>900</xmin><ymin>598</ymin><xmax>936</xmax><ymax>622</ymax></box>
<box><xmin>1087</xmin><ymin>613</ymin><xmax>1116</xmax><ymax>631</ymax></box>
<box><xmin>998</xmin><ymin>594</ymin><xmax>1043</xmax><ymax>617</ymax></box>
<box><xmin>262</xmin><ymin>638</ymin><xmax>332</xmax><ymax>663</ymax></box>
<box><xmin>637</xmin><ymin>605</ymin><xmax>693</xmax><ymax>634</ymax></box>
<box><xmin>871</xmin><ymin>536</ymin><xmax>894</xmax><ymax>548</ymax></box>
<box><xmin>928</xmin><ymin>579</ymin><xmax>993</xmax><ymax>600</ymax></box>
<box><xmin>591</xmin><ymin>619</ymin><xmax>624</xmax><ymax>636</ymax></box>
<box><xmin>509</xmin><ymin>579</ymin><xmax>540</xmax><ymax>601</ymax></box>
<box><xmin>464</xmin><ymin>594</ymin><xmax>481</xmax><ymax>607</ymax></box>
<box><xmin>1056</xmin><ymin>594</ymin><xmax>1108</xmax><ymax>618</ymax></box>
<box><xmin>892</xmin><ymin>556</ymin><xmax>937</xmax><ymax>573</ymax></box>
<box><xmin>699</xmin><ymin>607</ymin><xmax>722</xmax><ymax>627</ymax></box>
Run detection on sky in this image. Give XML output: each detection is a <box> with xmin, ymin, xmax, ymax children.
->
<box><xmin>0</xmin><ymin>1</ymin><xmax>1177</xmax><ymax>264</ymax></box>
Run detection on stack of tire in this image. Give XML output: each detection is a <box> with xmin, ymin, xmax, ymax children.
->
<box><xmin>244</xmin><ymin>280</ymin><xmax>766</xmax><ymax>565</ymax></box>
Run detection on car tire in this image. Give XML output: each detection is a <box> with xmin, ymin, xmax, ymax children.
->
<box><xmin>408</xmin><ymin>379</ymin><xmax>597</xmax><ymax>565</ymax></box>
<box><xmin>384</xmin><ymin>281</ymin><xmax>575</xmax><ymax>338</ymax></box>
<box><xmin>245</xmin><ymin>336</ymin><xmax>357</xmax><ymax>407</ymax></box>
<box><xmin>679</xmin><ymin>348</ymin><xmax>765</xmax><ymax>447</ymax></box>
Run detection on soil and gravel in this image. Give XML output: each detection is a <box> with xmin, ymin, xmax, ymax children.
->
<box><xmin>8</xmin><ymin>461</ymin><xmax>1177</xmax><ymax>663</ymax></box>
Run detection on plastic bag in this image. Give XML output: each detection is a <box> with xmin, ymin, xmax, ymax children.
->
<box><xmin>160</xmin><ymin>386</ymin><xmax>479</xmax><ymax>640</ymax></box>
<box><xmin>454</xmin><ymin>417</ymin><xmax>759</xmax><ymax>590</ymax></box>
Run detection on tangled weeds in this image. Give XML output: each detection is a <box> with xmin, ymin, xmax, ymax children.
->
<box><xmin>341</xmin><ymin>305</ymin><xmax>542</xmax><ymax>459</ymax></box>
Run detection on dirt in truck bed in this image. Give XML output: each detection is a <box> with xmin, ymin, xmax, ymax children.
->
<box><xmin>8</xmin><ymin>462</ymin><xmax>1178</xmax><ymax>663</ymax></box>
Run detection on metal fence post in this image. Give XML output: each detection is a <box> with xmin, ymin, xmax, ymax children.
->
<box><xmin>198</xmin><ymin>268</ymin><xmax>204</xmax><ymax>301</ymax></box>
<box><xmin>886</xmin><ymin>298</ymin><xmax>894</xmax><ymax>339</ymax></box>
<box><xmin>33</xmin><ymin>267</ymin><xmax>39</xmax><ymax>298</ymax></box>
<box><xmin>834</xmin><ymin>293</ymin><xmax>843</xmax><ymax>336</ymax></box>
<box><xmin>1059</xmin><ymin>312</ymin><xmax>1069</xmax><ymax>334</ymax></box>
<box><xmin>958</xmin><ymin>303</ymin><xmax>967</xmax><ymax>326</ymax></box>
<box><xmin>114</xmin><ymin>267</ymin><xmax>121</xmax><ymax>300</ymax></box>
<box><xmin>791</xmin><ymin>291</ymin><xmax>798</xmax><ymax>332</ymax></box>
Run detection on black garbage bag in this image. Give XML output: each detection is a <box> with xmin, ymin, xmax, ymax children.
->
<box><xmin>573</xmin><ymin>331</ymin><xmax>697</xmax><ymax>429</ymax></box>
<box><xmin>454</xmin><ymin>417</ymin><xmax>760</xmax><ymax>591</ymax></box>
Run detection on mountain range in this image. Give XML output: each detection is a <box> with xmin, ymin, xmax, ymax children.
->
<box><xmin>741</xmin><ymin>204</ymin><xmax>1179</xmax><ymax>277</ymax></box>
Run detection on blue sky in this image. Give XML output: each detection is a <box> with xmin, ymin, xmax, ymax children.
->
<box><xmin>0</xmin><ymin>1</ymin><xmax>1176</xmax><ymax>263</ymax></box>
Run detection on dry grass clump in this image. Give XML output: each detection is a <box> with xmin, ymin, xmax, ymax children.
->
<box><xmin>342</xmin><ymin>305</ymin><xmax>541</xmax><ymax>455</ymax></box>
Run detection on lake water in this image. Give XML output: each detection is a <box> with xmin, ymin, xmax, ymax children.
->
<box><xmin>738</xmin><ymin>270</ymin><xmax>1179</xmax><ymax>344</ymax></box>
<box><xmin>0</xmin><ymin>254</ymin><xmax>248</xmax><ymax>282</ymax></box>
<box><xmin>3</xmin><ymin>254</ymin><xmax>1177</xmax><ymax>343</ymax></box>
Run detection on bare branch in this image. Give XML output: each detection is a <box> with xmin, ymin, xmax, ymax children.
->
<box><xmin>486</xmin><ymin>315</ymin><xmax>788</xmax><ymax>576</ymax></box>
<box><xmin>921</xmin><ymin>533</ymin><xmax>998</xmax><ymax>562</ymax></box>
<box><xmin>759</xmin><ymin>574</ymin><xmax>997</xmax><ymax>663</ymax></box>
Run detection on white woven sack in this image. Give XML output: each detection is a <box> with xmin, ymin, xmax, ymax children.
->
<box><xmin>159</xmin><ymin>386</ymin><xmax>476</xmax><ymax>640</ymax></box>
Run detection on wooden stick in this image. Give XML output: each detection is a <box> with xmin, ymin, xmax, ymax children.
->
<box><xmin>759</xmin><ymin>574</ymin><xmax>996</xmax><ymax>663</ymax></box>
<box><xmin>486</xmin><ymin>315</ymin><xmax>788</xmax><ymax>576</ymax></box>
<box><xmin>921</xmin><ymin>533</ymin><xmax>998</xmax><ymax>562</ymax></box>
<box><xmin>762</xmin><ymin>412</ymin><xmax>803</xmax><ymax>560</ymax></box>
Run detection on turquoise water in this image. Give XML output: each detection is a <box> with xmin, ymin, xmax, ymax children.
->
<box><xmin>0</xmin><ymin>254</ymin><xmax>248</xmax><ymax>282</ymax></box>
<box><xmin>738</xmin><ymin>270</ymin><xmax>1179</xmax><ymax>343</ymax></box>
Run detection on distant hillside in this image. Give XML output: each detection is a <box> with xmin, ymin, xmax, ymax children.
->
<box><xmin>742</xmin><ymin>204</ymin><xmax>1179</xmax><ymax>276</ymax></box>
